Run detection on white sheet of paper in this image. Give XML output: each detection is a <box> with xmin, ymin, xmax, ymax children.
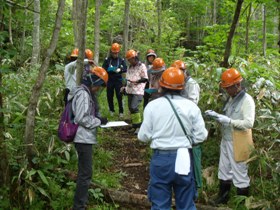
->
<box><xmin>100</xmin><ymin>121</ymin><xmax>129</xmax><ymax>128</ymax></box>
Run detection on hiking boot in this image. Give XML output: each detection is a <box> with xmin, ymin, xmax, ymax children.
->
<box><xmin>210</xmin><ymin>180</ymin><xmax>232</xmax><ymax>206</ymax></box>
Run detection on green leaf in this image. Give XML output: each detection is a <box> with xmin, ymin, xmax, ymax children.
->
<box><xmin>37</xmin><ymin>187</ymin><xmax>50</xmax><ymax>199</ymax></box>
<box><xmin>37</xmin><ymin>170</ymin><xmax>49</xmax><ymax>186</ymax></box>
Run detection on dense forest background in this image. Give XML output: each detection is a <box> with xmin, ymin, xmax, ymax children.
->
<box><xmin>0</xmin><ymin>0</ymin><xmax>279</xmax><ymax>209</ymax></box>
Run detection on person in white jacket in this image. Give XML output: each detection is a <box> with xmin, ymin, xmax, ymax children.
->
<box><xmin>205</xmin><ymin>68</ymin><xmax>255</xmax><ymax>205</ymax></box>
<box><xmin>64</xmin><ymin>48</ymin><xmax>95</xmax><ymax>105</ymax></box>
<box><xmin>138</xmin><ymin>67</ymin><xmax>208</xmax><ymax>210</ymax></box>
<box><xmin>68</xmin><ymin>67</ymin><xmax>108</xmax><ymax>210</ymax></box>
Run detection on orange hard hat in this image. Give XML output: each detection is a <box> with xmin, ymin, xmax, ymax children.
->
<box><xmin>159</xmin><ymin>67</ymin><xmax>185</xmax><ymax>90</ymax></box>
<box><xmin>85</xmin><ymin>49</ymin><xmax>94</xmax><ymax>59</ymax></box>
<box><xmin>90</xmin><ymin>66</ymin><xmax>108</xmax><ymax>84</ymax></box>
<box><xmin>111</xmin><ymin>43</ymin><xmax>121</xmax><ymax>53</ymax></box>
<box><xmin>125</xmin><ymin>49</ymin><xmax>137</xmax><ymax>60</ymax></box>
<box><xmin>171</xmin><ymin>60</ymin><xmax>186</xmax><ymax>71</ymax></box>
<box><xmin>71</xmin><ymin>48</ymin><xmax>79</xmax><ymax>57</ymax></box>
<box><xmin>150</xmin><ymin>58</ymin><xmax>165</xmax><ymax>73</ymax></box>
<box><xmin>220</xmin><ymin>68</ymin><xmax>243</xmax><ymax>88</ymax></box>
<box><xmin>146</xmin><ymin>49</ymin><xmax>157</xmax><ymax>57</ymax></box>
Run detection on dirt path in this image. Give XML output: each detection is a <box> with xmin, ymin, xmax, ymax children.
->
<box><xmin>101</xmin><ymin>128</ymin><xmax>230</xmax><ymax>210</ymax></box>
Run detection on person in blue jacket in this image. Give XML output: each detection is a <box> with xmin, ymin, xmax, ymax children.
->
<box><xmin>102</xmin><ymin>43</ymin><xmax>127</xmax><ymax>118</ymax></box>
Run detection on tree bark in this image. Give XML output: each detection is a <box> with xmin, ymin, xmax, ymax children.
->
<box><xmin>24</xmin><ymin>0</ymin><xmax>65</xmax><ymax>165</ymax></box>
<box><xmin>72</xmin><ymin>0</ymin><xmax>78</xmax><ymax>47</ymax></box>
<box><xmin>213</xmin><ymin>0</ymin><xmax>217</xmax><ymax>24</ymax></box>
<box><xmin>245</xmin><ymin>3</ymin><xmax>252</xmax><ymax>53</ymax></box>
<box><xmin>94</xmin><ymin>0</ymin><xmax>101</xmax><ymax>64</ymax></box>
<box><xmin>8</xmin><ymin>6</ymin><xmax>13</xmax><ymax>45</ymax></box>
<box><xmin>20</xmin><ymin>0</ymin><xmax>28</xmax><ymax>56</ymax></box>
<box><xmin>0</xmin><ymin>72</ymin><xmax>10</xmax><ymax>188</ymax></box>
<box><xmin>157</xmin><ymin>0</ymin><xmax>162</xmax><ymax>50</ymax></box>
<box><xmin>123</xmin><ymin>0</ymin><xmax>130</xmax><ymax>53</ymax></box>
<box><xmin>262</xmin><ymin>4</ymin><xmax>267</xmax><ymax>57</ymax></box>
<box><xmin>75</xmin><ymin>0</ymin><xmax>88</xmax><ymax>86</ymax></box>
<box><xmin>220</xmin><ymin>0</ymin><xmax>244</xmax><ymax>68</ymax></box>
<box><xmin>31</xmin><ymin>0</ymin><xmax>40</xmax><ymax>65</ymax></box>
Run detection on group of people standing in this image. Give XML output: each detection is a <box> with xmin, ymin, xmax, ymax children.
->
<box><xmin>63</xmin><ymin>43</ymin><xmax>255</xmax><ymax>210</ymax></box>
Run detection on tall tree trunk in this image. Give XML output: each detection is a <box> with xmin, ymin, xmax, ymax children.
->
<box><xmin>157</xmin><ymin>0</ymin><xmax>162</xmax><ymax>50</ymax></box>
<box><xmin>31</xmin><ymin>0</ymin><xmax>40</xmax><ymax>65</ymax></box>
<box><xmin>262</xmin><ymin>4</ymin><xmax>267</xmax><ymax>57</ymax></box>
<box><xmin>277</xmin><ymin>0</ymin><xmax>280</xmax><ymax>53</ymax></box>
<box><xmin>0</xmin><ymin>71</ymin><xmax>10</xmax><ymax>189</ymax></box>
<box><xmin>220</xmin><ymin>0</ymin><xmax>244</xmax><ymax>68</ymax></box>
<box><xmin>94</xmin><ymin>0</ymin><xmax>101</xmax><ymax>64</ymax></box>
<box><xmin>72</xmin><ymin>0</ymin><xmax>78</xmax><ymax>47</ymax></box>
<box><xmin>75</xmin><ymin>0</ymin><xmax>88</xmax><ymax>85</ymax></box>
<box><xmin>245</xmin><ymin>3</ymin><xmax>252</xmax><ymax>53</ymax></box>
<box><xmin>123</xmin><ymin>0</ymin><xmax>130</xmax><ymax>53</ymax></box>
<box><xmin>213</xmin><ymin>0</ymin><xmax>217</xmax><ymax>24</ymax></box>
<box><xmin>8</xmin><ymin>7</ymin><xmax>13</xmax><ymax>45</ymax></box>
<box><xmin>21</xmin><ymin>0</ymin><xmax>28</xmax><ymax>56</ymax></box>
<box><xmin>24</xmin><ymin>0</ymin><xmax>65</xmax><ymax>165</ymax></box>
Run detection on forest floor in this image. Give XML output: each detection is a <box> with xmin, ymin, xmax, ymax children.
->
<box><xmin>98</xmin><ymin>126</ymin><xmax>230</xmax><ymax>210</ymax></box>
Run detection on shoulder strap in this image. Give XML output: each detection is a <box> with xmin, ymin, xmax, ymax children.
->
<box><xmin>164</xmin><ymin>96</ymin><xmax>194</xmax><ymax>145</ymax></box>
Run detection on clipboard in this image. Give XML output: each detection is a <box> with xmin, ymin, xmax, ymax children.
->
<box><xmin>232</xmin><ymin>129</ymin><xmax>254</xmax><ymax>162</ymax></box>
<box><xmin>100</xmin><ymin>121</ymin><xmax>129</xmax><ymax>128</ymax></box>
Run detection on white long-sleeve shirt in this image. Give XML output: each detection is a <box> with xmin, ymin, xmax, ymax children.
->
<box><xmin>181</xmin><ymin>77</ymin><xmax>200</xmax><ymax>104</ymax></box>
<box><xmin>138</xmin><ymin>94</ymin><xmax>208</xmax><ymax>149</ymax></box>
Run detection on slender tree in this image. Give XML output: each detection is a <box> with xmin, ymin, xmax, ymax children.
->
<box><xmin>245</xmin><ymin>3</ymin><xmax>252</xmax><ymax>53</ymax></box>
<box><xmin>72</xmin><ymin>0</ymin><xmax>78</xmax><ymax>47</ymax></box>
<box><xmin>24</xmin><ymin>0</ymin><xmax>65</xmax><ymax>164</ymax></box>
<box><xmin>157</xmin><ymin>0</ymin><xmax>162</xmax><ymax>50</ymax></box>
<box><xmin>262</xmin><ymin>4</ymin><xmax>267</xmax><ymax>57</ymax></box>
<box><xmin>8</xmin><ymin>6</ymin><xmax>13</xmax><ymax>44</ymax></box>
<box><xmin>221</xmin><ymin>0</ymin><xmax>244</xmax><ymax>68</ymax></box>
<box><xmin>20</xmin><ymin>0</ymin><xmax>28</xmax><ymax>56</ymax></box>
<box><xmin>0</xmin><ymin>70</ymin><xmax>9</xmax><ymax>189</ymax></box>
<box><xmin>75</xmin><ymin>0</ymin><xmax>88</xmax><ymax>85</ymax></box>
<box><xmin>94</xmin><ymin>0</ymin><xmax>101</xmax><ymax>64</ymax></box>
<box><xmin>31</xmin><ymin>0</ymin><xmax>40</xmax><ymax>65</ymax></box>
<box><xmin>123</xmin><ymin>0</ymin><xmax>130</xmax><ymax>53</ymax></box>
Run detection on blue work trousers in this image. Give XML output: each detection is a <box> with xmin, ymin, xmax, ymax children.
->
<box><xmin>148</xmin><ymin>150</ymin><xmax>196</xmax><ymax>210</ymax></box>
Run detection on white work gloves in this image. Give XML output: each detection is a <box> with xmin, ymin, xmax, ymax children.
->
<box><xmin>205</xmin><ymin>110</ymin><xmax>231</xmax><ymax>126</ymax></box>
<box><xmin>205</xmin><ymin>110</ymin><xmax>219</xmax><ymax>118</ymax></box>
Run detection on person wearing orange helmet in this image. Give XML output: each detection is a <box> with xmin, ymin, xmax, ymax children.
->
<box><xmin>171</xmin><ymin>60</ymin><xmax>200</xmax><ymax>104</ymax></box>
<box><xmin>102</xmin><ymin>43</ymin><xmax>127</xmax><ymax>118</ymax></box>
<box><xmin>64</xmin><ymin>48</ymin><xmax>95</xmax><ymax>105</ymax></box>
<box><xmin>138</xmin><ymin>67</ymin><xmax>207</xmax><ymax>210</ymax></box>
<box><xmin>68</xmin><ymin>67</ymin><xmax>108</xmax><ymax>210</ymax></box>
<box><xmin>205</xmin><ymin>68</ymin><xmax>255</xmax><ymax>205</ymax></box>
<box><xmin>121</xmin><ymin>49</ymin><xmax>148</xmax><ymax>134</ymax></box>
<box><xmin>143</xmin><ymin>49</ymin><xmax>157</xmax><ymax>108</ymax></box>
<box><xmin>145</xmin><ymin>57</ymin><xmax>166</xmax><ymax>101</ymax></box>
<box><xmin>171</xmin><ymin>60</ymin><xmax>202</xmax><ymax>193</ymax></box>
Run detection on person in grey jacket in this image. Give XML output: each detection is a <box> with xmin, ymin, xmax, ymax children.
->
<box><xmin>68</xmin><ymin>67</ymin><xmax>108</xmax><ymax>210</ymax></box>
<box><xmin>206</xmin><ymin>68</ymin><xmax>255</xmax><ymax>205</ymax></box>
